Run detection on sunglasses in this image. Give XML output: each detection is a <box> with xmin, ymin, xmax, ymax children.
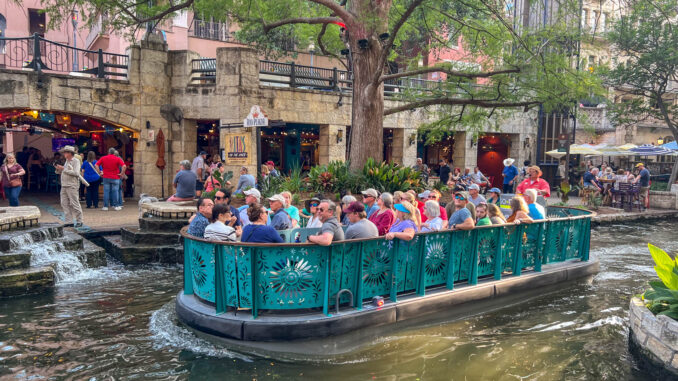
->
<box><xmin>455</xmin><ymin>195</ymin><xmax>465</xmax><ymax>200</ymax></box>
<box><xmin>215</xmin><ymin>196</ymin><xmax>225</xmax><ymax>200</ymax></box>
<box><xmin>317</xmin><ymin>207</ymin><xmax>326</xmax><ymax>212</ymax></box>
<box><xmin>428</xmin><ymin>195</ymin><xmax>437</xmax><ymax>199</ymax></box>
<box><xmin>311</xmin><ymin>203</ymin><xmax>318</xmax><ymax>207</ymax></box>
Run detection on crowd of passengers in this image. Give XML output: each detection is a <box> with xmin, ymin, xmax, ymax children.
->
<box><xmin>186</xmin><ymin>164</ymin><xmax>551</xmax><ymax>245</ymax></box>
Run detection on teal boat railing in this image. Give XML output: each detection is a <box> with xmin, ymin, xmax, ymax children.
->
<box><xmin>181</xmin><ymin>206</ymin><xmax>593</xmax><ymax>318</ymax></box>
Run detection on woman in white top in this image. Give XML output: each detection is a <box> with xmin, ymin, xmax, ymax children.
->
<box><xmin>306</xmin><ymin>204</ymin><xmax>323</xmax><ymax>228</ymax></box>
<box><xmin>204</xmin><ymin>204</ymin><xmax>241</xmax><ymax>242</ymax></box>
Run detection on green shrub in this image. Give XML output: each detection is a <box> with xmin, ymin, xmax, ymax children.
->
<box><xmin>431</xmin><ymin>181</ymin><xmax>448</xmax><ymax>193</ymax></box>
<box><xmin>282</xmin><ymin>165</ymin><xmax>305</xmax><ymax>194</ymax></box>
<box><xmin>651</xmin><ymin>181</ymin><xmax>669</xmax><ymax>192</ymax></box>
<box><xmin>362</xmin><ymin>158</ymin><xmax>424</xmax><ymax>193</ymax></box>
<box><xmin>257</xmin><ymin>173</ymin><xmax>285</xmax><ymax>199</ymax></box>
<box><xmin>642</xmin><ymin>244</ymin><xmax>678</xmax><ymax>319</ymax></box>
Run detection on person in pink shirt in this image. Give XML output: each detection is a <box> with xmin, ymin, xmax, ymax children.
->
<box><xmin>516</xmin><ymin>165</ymin><xmax>551</xmax><ymax>197</ymax></box>
<box><xmin>368</xmin><ymin>192</ymin><xmax>396</xmax><ymax>236</ymax></box>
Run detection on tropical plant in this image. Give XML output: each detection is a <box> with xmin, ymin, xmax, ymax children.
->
<box><xmin>257</xmin><ymin>173</ymin><xmax>285</xmax><ymax>199</ymax></box>
<box><xmin>556</xmin><ymin>181</ymin><xmax>579</xmax><ymax>204</ymax></box>
<box><xmin>431</xmin><ymin>181</ymin><xmax>448</xmax><ymax>193</ymax></box>
<box><xmin>307</xmin><ymin>164</ymin><xmax>336</xmax><ymax>193</ymax></box>
<box><xmin>282</xmin><ymin>165</ymin><xmax>305</xmax><ymax>194</ymax></box>
<box><xmin>642</xmin><ymin>244</ymin><xmax>678</xmax><ymax>320</ymax></box>
<box><xmin>362</xmin><ymin>158</ymin><xmax>424</xmax><ymax>193</ymax></box>
<box><xmin>211</xmin><ymin>170</ymin><xmax>234</xmax><ymax>190</ymax></box>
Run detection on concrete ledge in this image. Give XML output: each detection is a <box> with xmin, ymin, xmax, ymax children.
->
<box><xmin>629</xmin><ymin>297</ymin><xmax>678</xmax><ymax>378</ymax></box>
<box><xmin>176</xmin><ymin>259</ymin><xmax>599</xmax><ymax>342</ymax></box>
<box><xmin>0</xmin><ymin>206</ymin><xmax>41</xmax><ymax>231</ymax></box>
<box><xmin>593</xmin><ymin>210</ymin><xmax>678</xmax><ymax>226</ymax></box>
<box><xmin>141</xmin><ymin>202</ymin><xmax>195</xmax><ymax>219</ymax></box>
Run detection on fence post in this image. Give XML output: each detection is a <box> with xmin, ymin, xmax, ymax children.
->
<box><xmin>445</xmin><ymin>232</ymin><xmax>456</xmax><ymax>290</ymax></box>
<box><xmin>332</xmin><ymin>67</ymin><xmax>338</xmax><ymax>91</ymax></box>
<box><xmin>290</xmin><ymin>62</ymin><xmax>296</xmax><ymax>88</ymax></box>
<box><xmin>97</xmin><ymin>49</ymin><xmax>105</xmax><ymax>78</ymax></box>
<box><xmin>32</xmin><ymin>33</ymin><xmax>42</xmax><ymax>72</ymax></box>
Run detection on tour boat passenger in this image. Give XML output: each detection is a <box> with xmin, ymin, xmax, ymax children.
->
<box><xmin>241</xmin><ymin>203</ymin><xmax>284</xmax><ymax>243</ymax></box>
<box><xmin>486</xmin><ymin>187</ymin><xmax>501</xmax><ymax>205</ymax></box>
<box><xmin>187</xmin><ymin>198</ymin><xmax>214</xmax><ymax>238</ymax></box>
<box><xmin>267</xmin><ymin>194</ymin><xmax>292</xmax><ymax>230</ymax></box>
<box><xmin>447</xmin><ymin>191</ymin><xmax>475</xmax><ymax>231</ymax></box>
<box><xmin>401</xmin><ymin>192</ymin><xmax>423</xmax><ymax>231</ymax></box>
<box><xmin>475</xmin><ymin>203</ymin><xmax>492</xmax><ymax>226</ymax></box>
<box><xmin>281</xmin><ymin>191</ymin><xmax>300</xmax><ymax>228</ymax></box>
<box><xmin>385</xmin><ymin>201</ymin><xmax>419</xmax><ymax>241</ymax></box>
<box><xmin>307</xmin><ymin>200</ymin><xmax>345</xmax><ymax>246</ymax></box>
<box><xmin>523</xmin><ymin>189</ymin><xmax>545</xmax><ymax>220</ymax></box>
<box><xmin>368</xmin><ymin>192</ymin><xmax>396</xmax><ymax>235</ymax></box>
<box><xmin>204</xmin><ymin>204</ymin><xmax>240</xmax><ymax>242</ymax></box>
<box><xmin>507</xmin><ymin>197</ymin><xmax>533</xmax><ymax>224</ymax></box>
<box><xmin>343</xmin><ymin>202</ymin><xmax>379</xmax><ymax>239</ymax></box>
<box><xmin>339</xmin><ymin>195</ymin><xmax>357</xmax><ymax>225</ymax></box>
<box><xmin>487</xmin><ymin>203</ymin><xmax>507</xmax><ymax>225</ymax></box>
<box><xmin>421</xmin><ymin>200</ymin><xmax>444</xmax><ymax>232</ymax></box>
<box><xmin>360</xmin><ymin>188</ymin><xmax>380</xmax><ymax>219</ymax></box>
<box><xmin>467</xmin><ymin>184</ymin><xmax>486</xmax><ymax>206</ymax></box>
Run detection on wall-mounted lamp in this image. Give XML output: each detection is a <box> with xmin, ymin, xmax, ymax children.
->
<box><xmin>523</xmin><ymin>137</ymin><xmax>531</xmax><ymax>149</ymax></box>
<box><xmin>336</xmin><ymin>129</ymin><xmax>343</xmax><ymax>144</ymax></box>
<box><xmin>409</xmin><ymin>133</ymin><xmax>417</xmax><ymax>146</ymax></box>
<box><xmin>146</xmin><ymin>121</ymin><xmax>151</xmax><ymax>129</ymax></box>
<box><xmin>657</xmin><ymin>137</ymin><xmax>664</xmax><ymax>145</ymax></box>
<box><xmin>470</xmin><ymin>139</ymin><xmax>477</xmax><ymax>148</ymax></box>
<box><xmin>358</xmin><ymin>39</ymin><xmax>369</xmax><ymax>49</ymax></box>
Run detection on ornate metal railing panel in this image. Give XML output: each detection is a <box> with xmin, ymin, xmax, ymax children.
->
<box><xmin>182</xmin><ymin>206</ymin><xmax>593</xmax><ymax>318</ymax></box>
<box><xmin>0</xmin><ymin>34</ymin><xmax>128</xmax><ymax>79</ymax></box>
<box><xmin>190</xmin><ymin>58</ymin><xmax>216</xmax><ymax>84</ymax></box>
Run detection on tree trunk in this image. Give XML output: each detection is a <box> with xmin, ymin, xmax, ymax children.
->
<box><xmin>657</xmin><ymin>100</ymin><xmax>678</xmax><ymax>185</ymax></box>
<box><xmin>346</xmin><ymin>0</ymin><xmax>390</xmax><ymax>172</ymax></box>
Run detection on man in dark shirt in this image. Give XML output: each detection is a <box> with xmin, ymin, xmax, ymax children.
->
<box><xmin>634</xmin><ymin>163</ymin><xmax>651</xmax><ymax>208</ymax></box>
<box><xmin>268</xmin><ymin>194</ymin><xmax>291</xmax><ymax>230</ymax></box>
<box><xmin>582</xmin><ymin>168</ymin><xmax>602</xmax><ymax>194</ymax></box>
<box><xmin>308</xmin><ymin>200</ymin><xmax>345</xmax><ymax>245</ymax></box>
<box><xmin>214</xmin><ymin>188</ymin><xmax>241</xmax><ymax>226</ymax></box>
<box><xmin>438</xmin><ymin>159</ymin><xmax>451</xmax><ymax>185</ymax></box>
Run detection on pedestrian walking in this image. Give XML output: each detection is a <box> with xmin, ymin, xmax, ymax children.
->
<box><xmin>55</xmin><ymin>146</ymin><xmax>84</xmax><ymax>227</ymax></box>
<box><xmin>1</xmin><ymin>153</ymin><xmax>26</xmax><ymax>207</ymax></box>
<box><xmin>82</xmin><ymin>151</ymin><xmax>101</xmax><ymax>208</ymax></box>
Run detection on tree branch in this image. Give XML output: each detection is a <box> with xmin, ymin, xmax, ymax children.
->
<box><xmin>380</xmin><ymin>66</ymin><xmax>520</xmax><ymax>83</ymax></box>
<box><xmin>309</xmin><ymin>0</ymin><xmax>355</xmax><ymax>25</ymax></box>
<box><xmin>317</xmin><ymin>23</ymin><xmax>350</xmax><ymax>72</ymax></box>
<box><xmin>373</xmin><ymin>0</ymin><xmax>426</xmax><ymax>86</ymax></box>
<box><xmin>263</xmin><ymin>17</ymin><xmax>341</xmax><ymax>33</ymax></box>
<box><xmin>383</xmin><ymin>98</ymin><xmax>540</xmax><ymax>116</ymax></box>
<box><xmin>115</xmin><ymin>0</ymin><xmax>195</xmax><ymax>25</ymax></box>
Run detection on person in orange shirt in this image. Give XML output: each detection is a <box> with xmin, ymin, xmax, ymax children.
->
<box><xmin>516</xmin><ymin>166</ymin><xmax>551</xmax><ymax>197</ymax></box>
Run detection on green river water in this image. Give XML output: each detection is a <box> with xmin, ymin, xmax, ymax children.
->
<box><xmin>1</xmin><ymin>221</ymin><xmax>675</xmax><ymax>380</ymax></box>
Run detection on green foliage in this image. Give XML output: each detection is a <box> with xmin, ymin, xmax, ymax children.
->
<box><xmin>211</xmin><ymin>170</ymin><xmax>234</xmax><ymax>190</ymax></box>
<box><xmin>257</xmin><ymin>173</ymin><xmax>285</xmax><ymax>199</ymax></box>
<box><xmin>307</xmin><ymin>164</ymin><xmax>337</xmax><ymax>194</ymax></box>
<box><xmin>643</xmin><ymin>244</ymin><xmax>678</xmax><ymax>319</ymax></box>
<box><xmin>651</xmin><ymin>182</ymin><xmax>669</xmax><ymax>192</ymax></box>
<box><xmin>282</xmin><ymin>165</ymin><xmax>304</xmax><ymax>194</ymax></box>
<box><xmin>362</xmin><ymin>158</ymin><xmax>423</xmax><ymax>193</ymax></box>
<box><xmin>431</xmin><ymin>181</ymin><xmax>448</xmax><ymax>193</ymax></box>
<box><xmin>557</xmin><ymin>181</ymin><xmax>579</xmax><ymax>204</ymax></box>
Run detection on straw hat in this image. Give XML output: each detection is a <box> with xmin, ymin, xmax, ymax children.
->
<box><xmin>529</xmin><ymin>165</ymin><xmax>542</xmax><ymax>177</ymax></box>
<box><xmin>503</xmin><ymin>158</ymin><xmax>515</xmax><ymax>166</ymax></box>
<box><xmin>59</xmin><ymin>145</ymin><xmax>76</xmax><ymax>154</ymax></box>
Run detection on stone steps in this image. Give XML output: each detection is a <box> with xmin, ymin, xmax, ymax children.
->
<box><xmin>120</xmin><ymin>227</ymin><xmax>182</xmax><ymax>246</ymax></box>
<box><xmin>0</xmin><ymin>266</ymin><xmax>55</xmax><ymax>297</ymax></box>
<box><xmin>0</xmin><ymin>225</ymin><xmax>63</xmax><ymax>252</ymax></box>
<box><xmin>138</xmin><ymin>217</ymin><xmax>189</xmax><ymax>232</ymax></box>
<box><xmin>102</xmin><ymin>235</ymin><xmax>183</xmax><ymax>265</ymax></box>
<box><xmin>79</xmin><ymin>238</ymin><xmax>107</xmax><ymax>268</ymax></box>
<box><xmin>0</xmin><ymin>252</ymin><xmax>30</xmax><ymax>271</ymax></box>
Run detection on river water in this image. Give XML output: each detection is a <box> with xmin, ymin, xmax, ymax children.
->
<box><xmin>1</xmin><ymin>222</ymin><xmax>676</xmax><ymax>380</ymax></box>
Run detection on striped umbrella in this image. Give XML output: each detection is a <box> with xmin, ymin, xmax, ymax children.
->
<box><xmin>660</xmin><ymin>141</ymin><xmax>678</xmax><ymax>151</ymax></box>
<box><xmin>629</xmin><ymin>144</ymin><xmax>676</xmax><ymax>156</ymax></box>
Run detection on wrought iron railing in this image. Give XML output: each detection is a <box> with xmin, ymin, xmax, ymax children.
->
<box><xmin>259</xmin><ymin>60</ymin><xmax>352</xmax><ymax>91</ymax></box>
<box><xmin>189</xmin><ymin>19</ymin><xmax>230</xmax><ymax>42</ymax></box>
<box><xmin>182</xmin><ymin>206</ymin><xmax>592</xmax><ymax>318</ymax></box>
<box><xmin>190</xmin><ymin>58</ymin><xmax>216</xmax><ymax>84</ymax></box>
<box><xmin>0</xmin><ymin>33</ymin><xmax>128</xmax><ymax>79</ymax></box>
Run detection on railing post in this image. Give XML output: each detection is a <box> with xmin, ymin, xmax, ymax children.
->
<box><xmin>390</xmin><ymin>239</ymin><xmax>399</xmax><ymax>303</ymax></box>
<box><xmin>355</xmin><ymin>242</ymin><xmax>364</xmax><ymax>310</ymax></box>
<box><xmin>445</xmin><ymin>232</ymin><xmax>456</xmax><ymax>290</ymax></box>
<box><xmin>415</xmin><ymin>237</ymin><xmax>426</xmax><ymax>297</ymax></box>
<box><xmin>251</xmin><ymin>248</ymin><xmax>258</xmax><ymax>319</ymax></box>
<box><xmin>534</xmin><ymin>222</ymin><xmax>545</xmax><ymax>272</ymax></box>
<box><xmin>215</xmin><ymin>245</ymin><xmax>226</xmax><ymax>315</ymax></box>
<box><xmin>290</xmin><ymin>62</ymin><xmax>296</xmax><ymax>87</ymax></box>
<box><xmin>97</xmin><ymin>49</ymin><xmax>105</xmax><ymax>78</ymax></box>
<box><xmin>513</xmin><ymin>225</ymin><xmax>525</xmax><ymax>276</ymax></box>
<box><xmin>183</xmin><ymin>238</ymin><xmax>194</xmax><ymax>295</ymax></box>
<box><xmin>332</xmin><ymin>67</ymin><xmax>338</xmax><ymax>91</ymax></box>
<box><xmin>469</xmin><ymin>231</ymin><xmax>479</xmax><ymax>285</ymax></box>
<box><xmin>32</xmin><ymin>33</ymin><xmax>42</xmax><ymax>72</ymax></box>
<box><xmin>322</xmin><ymin>246</ymin><xmax>332</xmax><ymax>317</ymax></box>
<box><xmin>493</xmin><ymin>227</ymin><xmax>504</xmax><ymax>280</ymax></box>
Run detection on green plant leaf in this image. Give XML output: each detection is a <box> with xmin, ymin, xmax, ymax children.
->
<box><xmin>649</xmin><ymin>244</ymin><xmax>678</xmax><ymax>289</ymax></box>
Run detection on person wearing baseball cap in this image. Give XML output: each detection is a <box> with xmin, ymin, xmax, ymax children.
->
<box><xmin>633</xmin><ymin>163</ymin><xmax>651</xmax><ymax>208</ymax></box>
<box><xmin>267</xmin><ymin>194</ymin><xmax>291</xmax><ymax>230</ymax></box>
<box><xmin>447</xmin><ymin>191</ymin><xmax>475</xmax><ymax>231</ymax></box>
<box><xmin>487</xmin><ymin>187</ymin><xmax>501</xmax><ymax>205</ymax></box>
<box><xmin>239</xmin><ymin>188</ymin><xmax>268</xmax><ymax>227</ymax></box>
<box><xmin>502</xmin><ymin>158</ymin><xmax>518</xmax><ymax>193</ymax></box>
<box><xmin>360</xmin><ymin>188</ymin><xmax>380</xmax><ymax>218</ymax></box>
<box><xmin>467</xmin><ymin>183</ymin><xmax>486</xmax><ymax>206</ymax></box>
<box><xmin>343</xmin><ymin>201</ymin><xmax>378</xmax><ymax>239</ymax></box>
<box><xmin>265</xmin><ymin>160</ymin><xmax>280</xmax><ymax>177</ymax></box>
<box><xmin>515</xmin><ymin>165</ymin><xmax>551</xmax><ymax>197</ymax></box>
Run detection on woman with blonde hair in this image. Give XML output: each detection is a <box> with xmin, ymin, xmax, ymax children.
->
<box><xmin>487</xmin><ymin>203</ymin><xmax>507</xmax><ymax>224</ymax></box>
<box><xmin>280</xmin><ymin>191</ymin><xmax>300</xmax><ymax>228</ymax></box>
<box><xmin>507</xmin><ymin>196</ymin><xmax>533</xmax><ymax>224</ymax></box>
<box><xmin>385</xmin><ymin>200</ymin><xmax>418</xmax><ymax>241</ymax></box>
<box><xmin>393</xmin><ymin>191</ymin><xmax>404</xmax><ymax>204</ymax></box>
<box><xmin>400</xmin><ymin>191</ymin><xmax>423</xmax><ymax>230</ymax></box>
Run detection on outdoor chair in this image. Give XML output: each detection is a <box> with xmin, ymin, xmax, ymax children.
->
<box><xmin>626</xmin><ymin>183</ymin><xmax>643</xmax><ymax>212</ymax></box>
<box><xmin>612</xmin><ymin>183</ymin><xmax>630</xmax><ymax>209</ymax></box>
<box><xmin>45</xmin><ymin>165</ymin><xmax>60</xmax><ymax>193</ymax></box>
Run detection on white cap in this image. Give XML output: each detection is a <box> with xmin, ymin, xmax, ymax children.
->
<box><xmin>418</xmin><ymin>190</ymin><xmax>431</xmax><ymax>199</ymax></box>
<box><xmin>361</xmin><ymin>188</ymin><xmax>379</xmax><ymax>198</ymax></box>
<box><xmin>243</xmin><ymin>188</ymin><xmax>261</xmax><ymax>200</ymax></box>
<box><xmin>268</xmin><ymin>194</ymin><xmax>285</xmax><ymax>204</ymax></box>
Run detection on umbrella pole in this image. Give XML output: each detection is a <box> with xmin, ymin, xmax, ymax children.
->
<box><xmin>161</xmin><ymin>168</ymin><xmax>165</xmax><ymax>199</ymax></box>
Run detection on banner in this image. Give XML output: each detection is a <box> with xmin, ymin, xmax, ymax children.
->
<box><xmin>224</xmin><ymin>133</ymin><xmax>250</xmax><ymax>165</ymax></box>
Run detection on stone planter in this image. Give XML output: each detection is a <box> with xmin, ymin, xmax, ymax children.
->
<box><xmin>629</xmin><ymin>297</ymin><xmax>678</xmax><ymax>378</ymax></box>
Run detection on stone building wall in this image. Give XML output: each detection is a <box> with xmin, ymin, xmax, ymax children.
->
<box><xmin>629</xmin><ymin>297</ymin><xmax>678</xmax><ymax>377</ymax></box>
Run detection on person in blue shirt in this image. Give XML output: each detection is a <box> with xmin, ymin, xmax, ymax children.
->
<box><xmin>634</xmin><ymin>163</ymin><xmax>651</xmax><ymax>208</ymax></box>
<box><xmin>268</xmin><ymin>194</ymin><xmax>292</xmax><ymax>230</ymax></box>
<box><xmin>523</xmin><ymin>189</ymin><xmax>545</xmax><ymax>220</ymax></box>
<box><xmin>448</xmin><ymin>191</ymin><xmax>475</xmax><ymax>231</ymax></box>
<box><xmin>361</xmin><ymin>188</ymin><xmax>380</xmax><ymax>218</ymax></box>
<box><xmin>234</xmin><ymin>166</ymin><xmax>256</xmax><ymax>194</ymax></box>
<box><xmin>502</xmin><ymin>158</ymin><xmax>519</xmax><ymax>194</ymax></box>
<box><xmin>187</xmin><ymin>198</ymin><xmax>214</xmax><ymax>238</ymax></box>
<box><xmin>241</xmin><ymin>203</ymin><xmax>284</xmax><ymax>243</ymax></box>
<box><xmin>582</xmin><ymin>168</ymin><xmax>602</xmax><ymax>194</ymax></box>
<box><xmin>82</xmin><ymin>151</ymin><xmax>102</xmax><ymax>208</ymax></box>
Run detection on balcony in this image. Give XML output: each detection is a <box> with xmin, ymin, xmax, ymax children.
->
<box><xmin>84</xmin><ymin>15</ymin><xmax>109</xmax><ymax>50</ymax></box>
<box><xmin>188</xmin><ymin>20</ymin><xmax>230</xmax><ymax>42</ymax></box>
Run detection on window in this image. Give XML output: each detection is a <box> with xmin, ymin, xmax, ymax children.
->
<box><xmin>593</xmin><ymin>11</ymin><xmax>599</xmax><ymax>31</ymax></box>
<box><xmin>28</xmin><ymin>9</ymin><xmax>46</xmax><ymax>36</ymax></box>
<box><xmin>581</xmin><ymin>9</ymin><xmax>589</xmax><ymax>28</ymax></box>
<box><xmin>0</xmin><ymin>13</ymin><xmax>5</xmax><ymax>54</ymax></box>
<box><xmin>588</xmin><ymin>55</ymin><xmax>596</xmax><ymax>71</ymax></box>
<box><xmin>189</xmin><ymin>16</ymin><xmax>229</xmax><ymax>41</ymax></box>
<box><xmin>601</xmin><ymin>13</ymin><xmax>608</xmax><ymax>32</ymax></box>
<box><xmin>604</xmin><ymin>13</ymin><xmax>611</xmax><ymax>32</ymax></box>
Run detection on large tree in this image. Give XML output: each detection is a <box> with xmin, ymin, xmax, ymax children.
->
<box><xmin>42</xmin><ymin>0</ymin><xmax>598</xmax><ymax>169</ymax></box>
<box><xmin>605</xmin><ymin>0</ymin><xmax>678</xmax><ymax>184</ymax></box>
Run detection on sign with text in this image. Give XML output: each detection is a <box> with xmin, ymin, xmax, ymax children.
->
<box><xmin>225</xmin><ymin>133</ymin><xmax>250</xmax><ymax>165</ymax></box>
<box><xmin>243</xmin><ymin>105</ymin><xmax>269</xmax><ymax>127</ymax></box>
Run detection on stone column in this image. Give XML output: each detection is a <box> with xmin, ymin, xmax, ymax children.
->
<box><xmin>128</xmin><ymin>34</ymin><xmax>172</xmax><ymax>198</ymax></box>
<box><xmin>319</xmin><ymin>124</ymin><xmax>347</xmax><ymax>165</ymax></box>
<box><xmin>392</xmin><ymin>128</ymin><xmax>417</xmax><ymax>167</ymax></box>
<box><xmin>169</xmin><ymin>50</ymin><xmax>201</xmax><ymax>88</ymax></box>
<box><xmin>452</xmin><ymin>132</ymin><xmax>477</xmax><ymax>169</ymax></box>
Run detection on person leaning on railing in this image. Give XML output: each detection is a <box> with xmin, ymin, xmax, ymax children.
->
<box><xmin>385</xmin><ymin>201</ymin><xmax>419</xmax><ymax>241</ymax></box>
<box><xmin>487</xmin><ymin>203</ymin><xmax>507</xmax><ymax>225</ymax></box>
<box><xmin>204</xmin><ymin>203</ymin><xmax>241</xmax><ymax>242</ymax></box>
<box><xmin>369</xmin><ymin>192</ymin><xmax>396</xmax><ymax>235</ymax></box>
<box><xmin>343</xmin><ymin>201</ymin><xmax>379</xmax><ymax>239</ymax></box>
<box><xmin>420</xmin><ymin>200</ymin><xmax>444</xmax><ymax>232</ymax></box>
<box><xmin>507</xmin><ymin>197</ymin><xmax>533</xmax><ymax>224</ymax></box>
<box><xmin>475</xmin><ymin>203</ymin><xmax>492</xmax><ymax>226</ymax></box>
<box><xmin>307</xmin><ymin>200</ymin><xmax>344</xmax><ymax>246</ymax></box>
<box><xmin>447</xmin><ymin>191</ymin><xmax>475</xmax><ymax>231</ymax></box>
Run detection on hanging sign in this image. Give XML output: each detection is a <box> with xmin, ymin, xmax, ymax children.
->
<box><xmin>224</xmin><ymin>133</ymin><xmax>250</xmax><ymax>165</ymax></box>
<box><xmin>243</xmin><ymin>105</ymin><xmax>269</xmax><ymax>127</ymax></box>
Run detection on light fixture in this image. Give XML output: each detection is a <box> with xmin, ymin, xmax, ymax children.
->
<box><xmin>372</xmin><ymin>296</ymin><xmax>384</xmax><ymax>307</ymax></box>
<box><xmin>146</xmin><ymin>121</ymin><xmax>151</xmax><ymax>129</ymax></box>
<box><xmin>657</xmin><ymin>137</ymin><xmax>664</xmax><ymax>145</ymax></box>
<box><xmin>470</xmin><ymin>139</ymin><xmax>477</xmax><ymax>148</ymax></box>
<box><xmin>379</xmin><ymin>32</ymin><xmax>390</xmax><ymax>41</ymax></box>
<box><xmin>409</xmin><ymin>133</ymin><xmax>417</xmax><ymax>146</ymax></box>
<box><xmin>358</xmin><ymin>39</ymin><xmax>369</xmax><ymax>49</ymax></box>
<box><xmin>523</xmin><ymin>137</ymin><xmax>531</xmax><ymax>149</ymax></box>
<box><xmin>336</xmin><ymin>129</ymin><xmax>343</xmax><ymax>144</ymax></box>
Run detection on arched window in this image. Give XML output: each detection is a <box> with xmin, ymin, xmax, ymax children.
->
<box><xmin>0</xmin><ymin>14</ymin><xmax>6</xmax><ymax>54</ymax></box>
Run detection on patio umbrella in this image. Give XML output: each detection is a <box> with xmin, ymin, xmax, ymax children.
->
<box><xmin>617</xmin><ymin>143</ymin><xmax>638</xmax><ymax>150</ymax></box>
<box><xmin>546</xmin><ymin>144</ymin><xmax>602</xmax><ymax>159</ymax></box>
<box><xmin>660</xmin><ymin>141</ymin><xmax>678</xmax><ymax>151</ymax></box>
<box><xmin>156</xmin><ymin>129</ymin><xmax>166</xmax><ymax>198</ymax></box>
<box><xmin>629</xmin><ymin>144</ymin><xmax>676</xmax><ymax>156</ymax></box>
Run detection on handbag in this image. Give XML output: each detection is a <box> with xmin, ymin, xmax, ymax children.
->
<box><xmin>4</xmin><ymin>166</ymin><xmax>22</xmax><ymax>187</ymax></box>
<box><xmin>87</xmin><ymin>161</ymin><xmax>101</xmax><ymax>181</ymax></box>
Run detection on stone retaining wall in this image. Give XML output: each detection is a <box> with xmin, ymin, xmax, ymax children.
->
<box><xmin>629</xmin><ymin>297</ymin><xmax>678</xmax><ymax>377</ymax></box>
<box><xmin>650</xmin><ymin>191</ymin><xmax>678</xmax><ymax>210</ymax></box>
